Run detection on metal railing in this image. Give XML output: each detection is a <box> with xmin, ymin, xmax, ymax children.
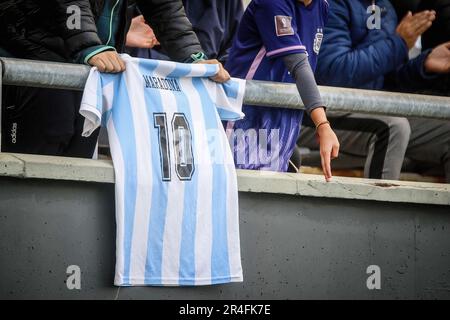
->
<box><xmin>1</xmin><ymin>57</ymin><xmax>450</xmax><ymax>121</ymax></box>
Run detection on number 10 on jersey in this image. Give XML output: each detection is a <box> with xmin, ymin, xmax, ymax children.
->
<box><xmin>154</xmin><ymin>113</ymin><xmax>195</xmax><ymax>182</ymax></box>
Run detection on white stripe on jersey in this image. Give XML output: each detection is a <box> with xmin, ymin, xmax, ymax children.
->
<box><xmin>156</xmin><ymin>63</ymin><xmax>187</xmax><ymax>284</ymax></box>
<box><xmin>222</xmin><ymin>117</ymin><xmax>243</xmax><ymax>281</ymax></box>
<box><xmin>181</xmin><ymin>78</ymin><xmax>214</xmax><ymax>284</ymax></box>
<box><xmin>124</xmin><ymin>60</ymin><xmax>154</xmax><ymax>284</ymax></box>
<box><xmin>108</xmin><ymin>115</ymin><xmax>127</xmax><ymax>286</ymax></box>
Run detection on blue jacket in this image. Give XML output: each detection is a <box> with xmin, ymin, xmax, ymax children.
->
<box><xmin>315</xmin><ymin>0</ymin><xmax>435</xmax><ymax>91</ymax></box>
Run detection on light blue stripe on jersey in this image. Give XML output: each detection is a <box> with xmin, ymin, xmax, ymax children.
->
<box><xmin>96</xmin><ymin>75</ymin><xmax>103</xmax><ymax>114</ymax></box>
<box><xmin>137</xmin><ymin>60</ymin><xmax>169</xmax><ymax>285</ymax></box>
<box><xmin>111</xmin><ymin>76</ymin><xmax>138</xmax><ymax>285</ymax></box>
<box><xmin>217</xmin><ymin>109</ymin><xmax>242</xmax><ymax>122</ymax></box>
<box><xmin>217</xmin><ymin>80</ymin><xmax>243</xmax><ymax>121</ymax></box>
<box><xmin>167</xmin><ymin>63</ymin><xmax>219</xmax><ymax>78</ymax></box>
<box><xmin>100</xmin><ymin>74</ymin><xmax>115</xmax><ymax>126</ymax></box>
<box><xmin>167</xmin><ymin>64</ymin><xmax>196</xmax><ymax>78</ymax></box>
<box><xmin>158</xmin><ymin>61</ymin><xmax>200</xmax><ymax>285</ymax></box>
<box><xmin>172</xmin><ymin>76</ymin><xmax>198</xmax><ymax>286</ymax></box>
<box><xmin>192</xmin><ymin>77</ymin><xmax>231</xmax><ymax>283</ymax></box>
<box><xmin>222</xmin><ymin>80</ymin><xmax>239</xmax><ymax>100</ymax></box>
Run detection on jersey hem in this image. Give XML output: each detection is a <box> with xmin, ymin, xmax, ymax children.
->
<box><xmin>114</xmin><ymin>274</ymin><xmax>243</xmax><ymax>287</ymax></box>
<box><xmin>79</xmin><ymin>103</ymin><xmax>102</xmax><ymax>137</ymax></box>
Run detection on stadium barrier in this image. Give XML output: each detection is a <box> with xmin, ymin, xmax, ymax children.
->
<box><xmin>1</xmin><ymin>57</ymin><xmax>450</xmax><ymax>120</ymax></box>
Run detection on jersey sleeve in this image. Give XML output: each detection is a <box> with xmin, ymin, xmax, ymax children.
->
<box><xmin>254</xmin><ymin>0</ymin><xmax>307</xmax><ymax>59</ymax></box>
<box><xmin>79</xmin><ymin>67</ymin><xmax>103</xmax><ymax>137</ymax></box>
<box><xmin>210</xmin><ymin>77</ymin><xmax>246</xmax><ymax>121</ymax></box>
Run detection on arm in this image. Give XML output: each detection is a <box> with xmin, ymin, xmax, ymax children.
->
<box><xmin>50</xmin><ymin>0</ymin><xmax>125</xmax><ymax>72</ymax></box>
<box><xmin>283</xmin><ymin>53</ymin><xmax>340</xmax><ymax>182</ymax></box>
<box><xmin>386</xmin><ymin>41</ymin><xmax>450</xmax><ymax>92</ymax></box>
<box><xmin>385</xmin><ymin>49</ymin><xmax>437</xmax><ymax>92</ymax></box>
<box><xmin>315</xmin><ymin>0</ymin><xmax>409</xmax><ymax>87</ymax></box>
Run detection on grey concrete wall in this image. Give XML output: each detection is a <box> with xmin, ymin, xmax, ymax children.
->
<box><xmin>0</xmin><ymin>176</ymin><xmax>449</xmax><ymax>300</ymax></box>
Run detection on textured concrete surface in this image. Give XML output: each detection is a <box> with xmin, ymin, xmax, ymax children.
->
<box><xmin>0</xmin><ymin>177</ymin><xmax>449</xmax><ymax>300</ymax></box>
<box><xmin>1</xmin><ymin>153</ymin><xmax>449</xmax><ymax>205</ymax></box>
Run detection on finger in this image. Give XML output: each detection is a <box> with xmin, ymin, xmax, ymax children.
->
<box><xmin>400</xmin><ymin>11</ymin><xmax>413</xmax><ymax>23</ymax></box>
<box><xmin>110</xmin><ymin>53</ymin><xmax>124</xmax><ymax>72</ymax></box>
<box><xmin>410</xmin><ymin>15</ymin><xmax>434</xmax><ymax>29</ymax></box>
<box><xmin>321</xmin><ymin>150</ymin><xmax>332</xmax><ymax>182</ymax></box>
<box><xmin>144</xmin><ymin>39</ymin><xmax>153</xmax><ymax>48</ymax></box>
<box><xmin>92</xmin><ymin>57</ymin><xmax>106</xmax><ymax>72</ymax></box>
<box><xmin>114</xmin><ymin>54</ymin><xmax>126</xmax><ymax>72</ymax></box>
<box><xmin>412</xmin><ymin>10</ymin><xmax>434</xmax><ymax>20</ymax></box>
<box><xmin>100</xmin><ymin>56</ymin><xmax>115</xmax><ymax>73</ymax></box>
<box><xmin>412</xmin><ymin>12</ymin><xmax>436</xmax><ymax>25</ymax></box>
<box><xmin>415</xmin><ymin>20</ymin><xmax>433</xmax><ymax>36</ymax></box>
<box><xmin>219</xmin><ymin>67</ymin><xmax>231</xmax><ymax>81</ymax></box>
<box><xmin>320</xmin><ymin>153</ymin><xmax>327</xmax><ymax>180</ymax></box>
<box><xmin>331</xmin><ymin>144</ymin><xmax>339</xmax><ymax>159</ymax></box>
<box><xmin>108</xmin><ymin>56</ymin><xmax>121</xmax><ymax>73</ymax></box>
<box><xmin>202</xmin><ymin>59</ymin><xmax>220</xmax><ymax>65</ymax></box>
<box><xmin>212</xmin><ymin>70</ymin><xmax>231</xmax><ymax>83</ymax></box>
<box><xmin>210</xmin><ymin>64</ymin><xmax>231</xmax><ymax>82</ymax></box>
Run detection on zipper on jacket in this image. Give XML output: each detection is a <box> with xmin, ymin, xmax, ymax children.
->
<box><xmin>106</xmin><ymin>0</ymin><xmax>120</xmax><ymax>46</ymax></box>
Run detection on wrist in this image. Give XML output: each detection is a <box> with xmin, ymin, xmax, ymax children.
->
<box><xmin>316</xmin><ymin>121</ymin><xmax>331</xmax><ymax>135</ymax></box>
<box><xmin>184</xmin><ymin>52</ymin><xmax>208</xmax><ymax>63</ymax></box>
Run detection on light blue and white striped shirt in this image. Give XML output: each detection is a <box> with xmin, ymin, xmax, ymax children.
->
<box><xmin>80</xmin><ymin>54</ymin><xmax>245</xmax><ymax>286</ymax></box>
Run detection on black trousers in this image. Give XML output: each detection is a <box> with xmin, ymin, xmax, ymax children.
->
<box><xmin>1</xmin><ymin>86</ymin><xmax>99</xmax><ymax>158</ymax></box>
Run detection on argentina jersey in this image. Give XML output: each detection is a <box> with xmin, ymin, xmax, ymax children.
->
<box><xmin>80</xmin><ymin>54</ymin><xmax>245</xmax><ymax>286</ymax></box>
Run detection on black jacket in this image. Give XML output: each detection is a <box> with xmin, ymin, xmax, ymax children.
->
<box><xmin>0</xmin><ymin>0</ymin><xmax>203</xmax><ymax>63</ymax></box>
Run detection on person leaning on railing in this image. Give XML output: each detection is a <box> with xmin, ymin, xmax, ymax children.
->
<box><xmin>297</xmin><ymin>0</ymin><xmax>450</xmax><ymax>183</ymax></box>
<box><xmin>0</xmin><ymin>0</ymin><xmax>229</xmax><ymax>158</ymax></box>
<box><xmin>224</xmin><ymin>0</ymin><xmax>340</xmax><ymax>182</ymax></box>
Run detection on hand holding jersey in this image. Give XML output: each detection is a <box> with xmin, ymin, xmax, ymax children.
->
<box><xmin>196</xmin><ymin>59</ymin><xmax>231</xmax><ymax>83</ymax></box>
<box><xmin>88</xmin><ymin>50</ymin><xmax>126</xmax><ymax>73</ymax></box>
<box><xmin>88</xmin><ymin>49</ymin><xmax>231</xmax><ymax>83</ymax></box>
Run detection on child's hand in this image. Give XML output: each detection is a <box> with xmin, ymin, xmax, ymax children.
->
<box><xmin>126</xmin><ymin>15</ymin><xmax>160</xmax><ymax>49</ymax></box>
<box><xmin>88</xmin><ymin>50</ymin><xmax>126</xmax><ymax>73</ymax></box>
<box><xmin>316</xmin><ymin>123</ymin><xmax>339</xmax><ymax>182</ymax></box>
<box><xmin>310</xmin><ymin>108</ymin><xmax>340</xmax><ymax>182</ymax></box>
